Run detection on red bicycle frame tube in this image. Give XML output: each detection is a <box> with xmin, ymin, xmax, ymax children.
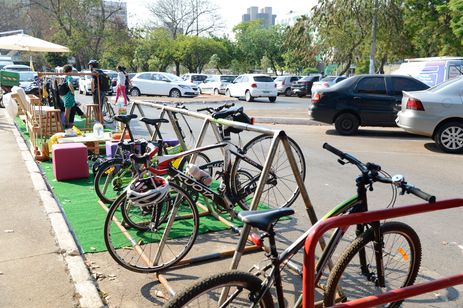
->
<box><xmin>302</xmin><ymin>199</ymin><xmax>463</xmax><ymax>308</ymax></box>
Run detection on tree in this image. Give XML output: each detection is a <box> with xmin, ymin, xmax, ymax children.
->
<box><xmin>176</xmin><ymin>35</ymin><xmax>225</xmax><ymax>73</ymax></box>
<box><xmin>146</xmin><ymin>0</ymin><xmax>224</xmax><ymax>38</ymax></box>
<box><xmin>284</xmin><ymin>15</ymin><xmax>318</xmax><ymax>73</ymax></box>
<box><xmin>132</xmin><ymin>28</ymin><xmax>175</xmax><ymax>72</ymax></box>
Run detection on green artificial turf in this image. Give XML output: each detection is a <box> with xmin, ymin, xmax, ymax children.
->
<box><xmin>15</xmin><ymin>115</ymin><xmax>278</xmax><ymax>254</ymax></box>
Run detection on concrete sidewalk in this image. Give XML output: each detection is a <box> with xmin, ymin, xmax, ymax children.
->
<box><xmin>0</xmin><ymin>109</ymin><xmax>102</xmax><ymax>307</ymax></box>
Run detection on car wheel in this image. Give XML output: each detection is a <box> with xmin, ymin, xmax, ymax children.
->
<box><xmin>284</xmin><ymin>88</ymin><xmax>292</xmax><ymax>96</ymax></box>
<box><xmin>213</xmin><ymin>88</ymin><xmax>219</xmax><ymax>96</ymax></box>
<box><xmin>334</xmin><ymin>113</ymin><xmax>359</xmax><ymax>135</ymax></box>
<box><xmin>199</xmin><ymin>88</ymin><xmax>203</xmax><ymax>94</ymax></box>
<box><xmin>245</xmin><ymin>90</ymin><xmax>253</xmax><ymax>102</ymax></box>
<box><xmin>226</xmin><ymin>89</ymin><xmax>232</xmax><ymax>97</ymax></box>
<box><xmin>268</xmin><ymin>96</ymin><xmax>277</xmax><ymax>103</ymax></box>
<box><xmin>130</xmin><ymin>87</ymin><xmax>141</xmax><ymax>96</ymax></box>
<box><xmin>169</xmin><ymin>88</ymin><xmax>181</xmax><ymax>98</ymax></box>
<box><xmin>297</xmin><ymin>94</ymin><xmax>304</xmax><ymax>98</ymax></box>
<box><xmin>435</xmin><ymin>122</ymin><xmax>463</xmax><ymax>153</ymax></box>
<box><xmin>79</xmin><ymin>88</ymin><xmax>83</xmax><ymax>95</ymax></box>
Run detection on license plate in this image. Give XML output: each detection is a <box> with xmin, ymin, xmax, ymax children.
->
<box><xmin>263</xmin><ymin>91</ymin><xmax>270</xmax><ymax>93</ymax></box>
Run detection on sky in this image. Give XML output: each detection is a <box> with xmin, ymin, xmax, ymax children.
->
<box><xmin>125</xmin><ymin>0</ymin><xmax>317</xmax><ymax>35</ymax></box>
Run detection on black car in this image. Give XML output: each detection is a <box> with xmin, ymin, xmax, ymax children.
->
<box><xmin>308</xmin><ymin>74</ymin><xmax>429</xmax><ymax>135</ymax></box>
<box><xmin>291</xmin><ymin>75</ymin><xmax>321</xmax><ymax>97</ymax></box>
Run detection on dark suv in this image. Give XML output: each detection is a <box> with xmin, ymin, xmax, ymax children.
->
<box><xmin>291</xmin><ymin>75</ymin><xmax>321</xmax><ymax>97</ymax></box>
<box><xmin>308</xmin><ymin>74</ymin><xmax>429</xmax><ymax>135</ymax></box>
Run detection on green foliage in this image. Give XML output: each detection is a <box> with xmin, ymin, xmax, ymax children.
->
<box><xmin>45</xmin><ymin>53</ymin><xmax>68</xmax><ymax>68</ymax></box>
<box><xmin>175</xmin><ymin>35</ymin><xmax>225</xmax><ymax>73</ymax></box>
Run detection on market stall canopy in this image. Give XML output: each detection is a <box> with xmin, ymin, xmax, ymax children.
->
<box><xmin>0</xmin><ymin>33</ymin><xmax>69</xmax><ymax>53</ymax></box>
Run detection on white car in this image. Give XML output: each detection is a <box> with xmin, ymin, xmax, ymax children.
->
<box><xmin>181</xmin><ymin>73</ymin><xmax>208</xmax><ymax>85</ymax></box>
<box><xmin>311</xmin><ymin>75</ymin><xmax>347</xmax><ymax>95</ymax></box>
<box><xmin>130</xmin><ymin>72</ymin><xmax>199</xmax><ymax>97</ymax></box>
<box><xmin>78</xmin><ymin>70</ymin><xmax>93</xmax><ymax>95</ymax></box>
<box><xmin>226</xmin><ymin>74</ymin><xmax>277</xmax><ymax>102</ymax></box>
<box><xmin>198</xmin><ymin>75</ymin><xmax>237</xmax><ymax>95</ymax></box>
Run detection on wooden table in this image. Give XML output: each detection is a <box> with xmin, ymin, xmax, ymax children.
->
<box><xmin>57</xmin><ymin>132</ymin><xmax>111</xmax><ymax>155</ymax></box>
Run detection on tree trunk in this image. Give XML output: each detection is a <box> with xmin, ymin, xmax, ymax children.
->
<box><xmin>175</xmin><ymin>61</ymin><xmax>180</xmax><ymax>76</ymax></box>
<box><xmin>369</xmin><ymin>0</ymin><xmax>378</xmax><ymax>74</ymax></box>
<box><xmin>379</xmin><ymin>56</ymin><xmax>387</xmax><ymax>74</ymax></box>
<box><xmin>216</xmin><ymin>66</ymin><xmax>222</xmax><ymax>74</ymax></box>
<box><xmin>339</xmin><ymin>59</ymin><xmax>352</xmax><ymax>76</ymax></box>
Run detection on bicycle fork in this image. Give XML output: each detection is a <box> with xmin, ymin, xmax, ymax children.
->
<box><xmin>357</xmin><ymin>222</ymin><xmax>386</xmax><ymax>288</ymax></box>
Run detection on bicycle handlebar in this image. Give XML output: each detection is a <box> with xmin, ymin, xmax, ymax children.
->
<box><xmin>323</xmin><ymin>143</ymin><xmax>436</xmax><ymax>203</ymax></box>
<box><xmin>197</xmin><ymin>102</ymin><xmax>235</xmax><ymax>113</ymax></box>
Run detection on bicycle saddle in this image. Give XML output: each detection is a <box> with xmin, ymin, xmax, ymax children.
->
<box><xmin>238</xmin><ymin>208</ymin><xmax>295</xmax><ymax>232</ymax></box>
<box><xmin>140</xmin><ymin>117</ymin><xmax>169</xmax><ymax>126</ymax></box>
<box><xmin>212</xmin><ymin>106</ymin><xmax>244</xmax><ymax>119</ymax></box>
<box><xmin>114</xmin><ymin>114</ymin><xmax>137</xmax><ymax>124</ymax></box>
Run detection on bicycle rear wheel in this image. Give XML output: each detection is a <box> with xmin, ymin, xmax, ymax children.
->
<box><xmin>324</xmin><ymin>222</ymin><xmax>421</xmax><ymax>308</ymax></box>
<box><xmin>104</xmin><ymin>183</ymin><xmax>199</xmax><ymax>273</ymax></box>
<box><xmin>164</xmin><ymin>270</ymin><xmax>273</xmax><ymax>308</ymax></box>
<box><xmin>230</xmin><ymin>134</ymin><xmax>306</xmax><ymax>210</ymax></box>
<box><xmin>94</xmin><ymin>158</ymin><xmax>134</xmax><ymax>204</ymax></box>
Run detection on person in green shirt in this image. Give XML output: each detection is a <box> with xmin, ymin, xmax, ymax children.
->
<box><xmin>62</xmin><ymin>64</ymin><xmax>75</xmax><ymax>128</ymax></box>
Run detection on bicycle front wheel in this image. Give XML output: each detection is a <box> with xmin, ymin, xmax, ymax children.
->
<box><xmin>104</xmin><ymin>183</ymin><xmax>199</xmax><ymax>273</ymax></box>
<box><xmin>324</xmin><ymin>221</ymin><xmax>422</xmax><ymax>308</ymax></box>
<box><xmin>94</xmin><ymin>158</ymin><xmax>134</xmax><ymax>204</ymax></box>
<box><xmin>164</xmin><ymin>270</ymin><xmax>274</xmax><ymax>308</ymax></box>
<box><xmin>230</xmin><ymin>134</ymin><xmax>306</xmax><ymax>210</ymax></box>
<box><xmin>102</xmin><ymin>99</ymin><xmax>115</xmax><ymax>124</ymax></box>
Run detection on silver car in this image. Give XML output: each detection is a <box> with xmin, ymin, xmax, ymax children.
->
<box><xmin>198</xmin><ymin>75</ymin><xmax>237</xmax><ymax>95</ymax></box>
<box><xmin>397</xmin><ymin>76</ymin><xmax>463</xmax><ymax>153</ymax></box>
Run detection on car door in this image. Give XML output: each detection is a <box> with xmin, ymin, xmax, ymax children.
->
<box><xmin>135</xmin><ymin>73</ymin><xmax>153</xmax><ymax>94</ymax></box>
<box><xmin>353</xmin><ymin>76</ymin><xmax>396</xmax><ymax>126</ymax></box>
<box><xmin>238</xmin><ymin>75</ymin><xmax>249</xmax><ymax>96</ymax></box>
<box><xmin>229</xmin><ymin>76</ymin><xmax>242</xmax><ymax>96</ymax></box>
<box><xmin>153</xmin><ymin>73</ymin><xmax>172</xmax><ymax>96</ymax></box>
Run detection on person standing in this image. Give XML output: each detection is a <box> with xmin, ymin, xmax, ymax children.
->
<box><xmin>88</xmin><ymin>60</ymin><xmax>107</xmax><ymax>118</ymax></box>
<box><xmin>114</xmin><ymin>65</ymin><xmax>128</xmax><ymax>106</ymax></box>
<box><xmin>62</xmin><ymin>64</ymin><xmax>75</xmax><ymax>128</ymax></box>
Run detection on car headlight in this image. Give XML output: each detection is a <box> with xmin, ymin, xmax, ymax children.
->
<box><xmin>178</xmin><ymin>85</ymin><xmax>191</xmax><ymax>89</ymax></box>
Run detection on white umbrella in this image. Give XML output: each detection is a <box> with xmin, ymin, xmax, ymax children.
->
<box><xmin>0</xmin><ymin>33</ymin><xmax>69</xmax><ymax>53</ymax></box>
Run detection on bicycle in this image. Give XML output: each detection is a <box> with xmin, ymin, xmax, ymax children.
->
<box><xmin>103</xmin><ymin>106</ymin><xmax>306</xmax><ymax>273</ymax></box>
<box><xmin>94</xmin><ymin>113</ymin><xmax>209</xmax><ymax>204</ymax></box>
<box><xmin>101</xmin><ymin>95</ymin><xmax>115</xmax><ymax>124</ymax></box>
<box><xmin>164</xmin><ymin>143</ymin><xmax>436</xmax><ymax>308</ymax></box>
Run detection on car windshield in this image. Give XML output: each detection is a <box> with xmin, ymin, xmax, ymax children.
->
<box><xmin>329</xmin><ymin>76</ymin><xmax>355</xmax><ymax>90</ymax></box>
<box><xmin>427</xmin><ymin>76</ymin><xmax>463</xmax><ymax>93</ymax></box>
<box><xmin>19</xmin><ymin>71</ymin><xmax>36</xmax><ymax>82</ymax></box>
<box><xmin>254</xmin><ymin>76</ymin><xmax>274</xmax><ymax>82</ymax></box>
<box><xmin>300</xmin><ymin>76</ymin><xmax>316</xmax><ymax>81</ymax></box>
<box><xmin>275</xmin><ymin>76</ymin><xmax>286</xmax><ymax>81</ymax></box>
<box><xmin>163</xmin><ymin>73</ymin><xmax>183</xmax><ymax>82</ymax></box>
<box><xmin>220</xmin><ymin>76</ymin><xmax>236</xmax><ymax>82</ymax></box>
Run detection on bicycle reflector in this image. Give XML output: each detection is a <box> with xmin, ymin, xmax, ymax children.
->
<box><xmin>249</xmin><ymin>232</ymin><xmax>263</xmax><ymax>247</ymax></box>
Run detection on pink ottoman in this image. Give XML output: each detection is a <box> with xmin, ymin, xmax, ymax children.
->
<box><xmin>52</xmin><ymin>143</ymin><xmax>89</xmax><ymax>181</ymax></box>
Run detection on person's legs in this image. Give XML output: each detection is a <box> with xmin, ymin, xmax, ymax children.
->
<box><xmin>114</xmin><ymin>84</ymin><xmax>121</xmax><ymax>104</ymax></box>
<box><xmin>120</xmin><ymin>85</ymin><xmax>128</xmax><ymax>105</ymax></box>
<box><xmin>64</xmin><ymin>107</ymin><xmax>71</xmax><ymax>128</ymax></box>
<box><xmin>69</xmin><ymin>106</ymin><xmax>76</xmax><ymax>127</ymax></box>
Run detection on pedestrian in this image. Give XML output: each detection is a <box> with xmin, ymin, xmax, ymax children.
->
<box><xmin>61</xmin><ymin>64</ymin><xmax>75</xmax><ymax>128</ymax></box>
<box><xmin>88</xmin><ymin>60</ymin><xmax>108</xmax><ymax>115</ymax></box>
<box><xmin>114</xmin><ymin>65</ymin><xmax>128</xmax><ymax>106</ymax></box>
<box><xmin>122</xmin><ymin>66</ymin><xmax>131</xmax><ymax>102</ymax></box>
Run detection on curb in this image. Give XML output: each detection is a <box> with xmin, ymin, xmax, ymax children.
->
<box><xmin>5</xmin><ymin>113</ymin><xmax>104</xmax><ymax>308</ymax></box>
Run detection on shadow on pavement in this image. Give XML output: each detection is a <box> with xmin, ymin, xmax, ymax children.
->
<box><xmin>325</xmin><ymin>128</ymin><xmax>430</xmax><ymax>140</ymax></box>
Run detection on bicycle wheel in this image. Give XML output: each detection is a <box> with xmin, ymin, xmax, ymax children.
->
<box><xmin>164</xmin><ymin>270</ymin><xmax>274</xmax><ymax>308</ymax></box>
<box><xmin>230</xmin><ymin>134</ymin><xmax>306</xmax><ymax>210</ymax></box>
<box><xmin>94</xmin><ymin>158</ymin><xmax>134</xmax><ymax>204</ymax></box>
<box><xmin>102</xmin><ymin>98</ymin><xmax>115</xmax><ymax>124</ymax></box>
<box><xmin>104</xmin><ymin>183</ymin><xmax>199</xmax><ymax>273</ymax></box>
<box><xmin>324</xmin><ymin>222</ymin><xmax>422</xmax><ymax>308</ymax></box>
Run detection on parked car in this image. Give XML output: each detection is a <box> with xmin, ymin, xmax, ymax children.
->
<box><xmin>308</xmin><ymin>74</ymin><xmax>429</xmax><ymax>135</ymax></box>
<box><xmin>130</xmin><ymin>72</ymin><xmax>199</xmax><ymax>97</ymax></box>
<box><xmin>198</xmin><ymin>75</ymin><xmax>237</xmax><ymax>95</ymax></box>
<box><xmin>397</xmin><ymin>76</ymin><xmax>463</xmax><ymax>153</ymax></box>
<box><xmin>274</xmin><ymin>75</ymin><xmax>300</xmax><ymax>96</ymax></box>
<box><xmin>181</xmin><ymin>73</ymin><xmax>208</xmax><ymax>85</ymax></box>
<box><xmin>291</xmin><ymin>75</ymin><xmax>322</xmax><ymax>97</ymax></box>
<box><xmin>311</xmin><ymin>75</ymin><xmax>347</xmax><ymax>95</ymax></box>
<box><xmin>2</xmin><ymin>64</ymin><xmax>31</xmax><ymax>72</ymax></box>
<box><xmin>2</xmin><ymin>69</ymin><xmax>38</xmax><ymax>93</ymax></box>
<box><xmin>0</xmin><ymin>56</ymin><xmax>14</xmax><ymax>70</ymax></box>
<box><xmin>226</xmin><ymin>74</ymin><xmax>277</xmax><ymax>102</ymax></box>
<box><xmin>79</xmin><ymin>70</ymin><xmax>93</xmax><ymax>95</ymax></box>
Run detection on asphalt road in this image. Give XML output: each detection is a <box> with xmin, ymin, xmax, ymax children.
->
<box><xmin>76</xmin><ymin>93</ymin><xmax>463</xmax><ymax>306</ymax></box>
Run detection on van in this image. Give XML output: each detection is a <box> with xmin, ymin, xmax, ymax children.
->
<box><xmin>392</xmin><ymin>57</ymin><xmax>463</xmax><ymax>87</ymax></box>
<box><xmin>0</xmin><ymin>56</ymin><xmax>15</xmax><ymax>70</ymax></box>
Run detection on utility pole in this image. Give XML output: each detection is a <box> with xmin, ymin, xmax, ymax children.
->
<box><xmin>369</xmin><ymin>0</ymin><xmax>378</xmax><ymax>74</ymax></box>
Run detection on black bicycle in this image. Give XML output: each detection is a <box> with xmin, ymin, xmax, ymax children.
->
<box><xmin>164</xmin><ymin>143</ymin><xmax>435</xmax><ymax>307</ymax></box>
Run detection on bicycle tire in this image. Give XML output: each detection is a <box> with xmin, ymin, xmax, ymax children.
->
<box><xmin>94</xmin><ymin>158</ymin><xmax>134</xmax><ymax>204</ymax></box>
<box><xmin>164</xmin><ymin>270</ymin><xmax>274</xmax><ymax>308</ymax></box>
<box><xmin>102</xmin><ymin>98</ymin><xmax>115</xmax><ymax>124</ymax></box>
<box><xmin>230</xmin><ymin>134</ymin><xmax>306</xmax><ymax>210</ymax></box>
<box><xmin>324</xmin><ymin>221</ymin><xmax>421</xmax><ymax>307</ymax></box>
<box><xmin>104</xmin><ymin>182</ymin><xmax>199</xmax><ymax>273</ymax></box>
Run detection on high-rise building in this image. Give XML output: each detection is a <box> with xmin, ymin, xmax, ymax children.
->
<box><xmin>104</xmin><ymin>0</ymin><xmax>128</xmax><ymax>26</ymax></box>
<box><xmin>241</xmin><ymin>6</ymin><xmax>276</xmax><ymax>28</ymax></box>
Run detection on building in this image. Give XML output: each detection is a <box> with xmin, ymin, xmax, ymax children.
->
<box><xmin>242</xmin><ymin>6</ymin><xmax>276</xmax><ymax>28</ymax></box>
<box><xmin>104</xmin><ymin>0</ymin><xmax>128</xmax><ymax>26</ymax></box>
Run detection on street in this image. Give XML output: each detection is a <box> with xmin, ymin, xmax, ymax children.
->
<box><xmin>80</xmin><ymin>93</ymin><xmax>463</xmax><ymax>307</ymax></box>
